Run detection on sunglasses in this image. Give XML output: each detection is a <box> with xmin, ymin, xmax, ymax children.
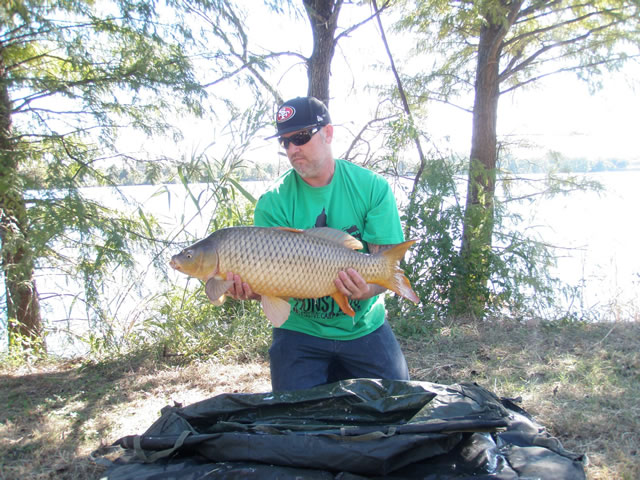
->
<box><xmin>278</xmin><ymin>126</ymin><xmax>321</xmax><ymax>149</ymax></box>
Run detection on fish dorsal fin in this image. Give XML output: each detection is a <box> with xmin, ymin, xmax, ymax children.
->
<box><xmin>261</xmin><ymin>295</ymin><xmax>291</xmax><ymax>327</ymax></box>
<box><xmin>304</xmin><ymin>227</ymin><xmax>363</xmax><ymax>250</ymax></box>
<box><xmin>274</xmin><ymin>227</ymin><xmax>304</xmax><ymax>233</ymax></box>
<box><xmin>205</xmin><ymin>277</ymin><xmax>233</xmax><ymax>306</ymax></box>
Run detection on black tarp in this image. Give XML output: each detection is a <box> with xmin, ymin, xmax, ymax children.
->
<box><xmin>102</xmin><ymin>379</ymin><xmax>586</xmax><ymax>479</ymax></box>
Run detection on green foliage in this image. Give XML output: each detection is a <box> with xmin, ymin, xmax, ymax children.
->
<box><xmin>386</xmin><ymin>150</ymin><xmax>599</xmax><ymax>329</ymax></box>
<box><xmin>130</xmin><ymin>126</ymin><xmax>269</xmax><ymax>361</ymax></box>
<box><xmin>143</xmin><ymin>286</ymin><xmax>271</xmax><ymax>361</ymax></box>
<box><xmin>390</xmin><ymin>0</ymin><xmax>640</xmax><ymax>319</ymax></box>
<box><xmin>388</xmin><ymin>155</ymin><xmax>465</xmax><ymax>327</ymax></box>
<box><xmin>397</xmin><ymin>0</ymin><xmax>640</xmax><ymax>98</ymax></box>
<box><xmin>1</xmin><ymin>319</ymin><xmax>47</xmax><ymax>366</ymax></box>
<box><xmin>0</xmin><ymin>0</ymin><xmax>214</xmax><ymax>346</ymax></box>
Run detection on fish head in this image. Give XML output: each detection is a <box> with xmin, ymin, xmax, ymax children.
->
<box><xmin>169</xmin><ymin>237</ymin><xmax>219</xmax><ymax>280</ymax></box>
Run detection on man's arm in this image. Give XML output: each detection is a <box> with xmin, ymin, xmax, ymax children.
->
<box><xmin>333</xmin><ymin>243</ymin><xmax>394</xmax><ymax>301</ymax></box>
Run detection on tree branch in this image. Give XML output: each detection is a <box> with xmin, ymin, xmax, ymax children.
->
<box><xmin>334</xmin><ymin>0</ymin><xmax>392</xmax><ymax>44</ymax></box>
<box><xmin>500</xmin><ymin>17</ymin><xmax>626</xmax><ymax>84</ymax></box>
<box><xmin>500</xmin><ymin>53</ymin><xmax>640</xmax><ymax>94</ymax></box>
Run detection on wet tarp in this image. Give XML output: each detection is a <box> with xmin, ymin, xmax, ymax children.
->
<box><xmin>102</xmin><ymin>379</ymin><xmax>586</xmax><ymax>479</ymax></box>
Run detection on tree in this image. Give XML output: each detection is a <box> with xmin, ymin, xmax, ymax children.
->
<box><xmin>301</xmin><ymin>0</ymin><xmax>392</xmax><ymax>105</ymax></box>
<box><xmin>304</xmin><ymin>0</ymin><xmax>343</xmax><ymax>104</ymax></box>
<box><xmin>0</xmin><ymin>0</ymin><xmax>209</xmax><ymax>348</ymax></box>
<box><xmin>397</xmin><ymin>0</ymin><xmax>640</xmax><ymax>317</ymax></box>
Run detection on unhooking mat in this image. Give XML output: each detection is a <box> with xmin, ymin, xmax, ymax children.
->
<box><xmin>100</xmin><ymin>379</ymin><xmax>586</xmax><ymax>479</ymax></box>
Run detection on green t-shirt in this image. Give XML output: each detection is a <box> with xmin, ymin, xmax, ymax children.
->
<box><xmin>253</xmin><ymin>159</ymin><xmax>404</xmax><ymax>340</ymax></box>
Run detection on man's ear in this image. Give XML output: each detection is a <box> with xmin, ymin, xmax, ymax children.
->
<box><xmin>323</xmin><ymin>124</ymin><xmax>334</xmax><ymax>144</ymax></box>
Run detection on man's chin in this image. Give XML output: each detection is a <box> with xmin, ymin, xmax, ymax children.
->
<box><xmin>293</xmin><ymin>167</ymin><xmax>310</xmax><ymax>178</ymax></box>
<box><xmin>291</xmin><ymin>161</ymin><xmax>310</xmax><ymax>177</ymax></box>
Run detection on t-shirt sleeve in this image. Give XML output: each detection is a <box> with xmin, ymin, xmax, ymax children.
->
<box><xmin>362</xmin><ymin>175</ymin><xmax>405</xmax><ymax>245</ymax></box>
<box><xmin>254</xmin><ymin>192</ymin><xmax>290</xmax><ymax>228</ymax></box>
<box><xmin>253</xmin><ymin>195</ymin><xmax>275</xmax><ymax>227</ymax></box>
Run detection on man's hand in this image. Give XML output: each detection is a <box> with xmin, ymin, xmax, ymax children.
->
<box><xmin>226</xmin><ymin>272</ymin><xmax>260</xmax><ymax>301</ymax></box>
<box><xmin>334</xmin><ymin>268</ymin><xmax>385</xmax><ymax>301</ymax></box>
<box><xmin>334</xmin><ymin>243</ymin><xmax>393</xmax><ymax>301</ymax></box>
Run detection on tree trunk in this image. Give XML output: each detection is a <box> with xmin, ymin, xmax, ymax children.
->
<box><xmin>303</xmin><ymin>0</ymin><xmax>342</xmax><ymax>106</ymax></box>
<box><xmin>452</xmin><ymin>22</ymin><xmax>502</xmax><ymax>318</ymax></box>
<box><xmin>0</xmin><ymin>45</ymin><xmax>43</xmax><ymax>348</ymax></box>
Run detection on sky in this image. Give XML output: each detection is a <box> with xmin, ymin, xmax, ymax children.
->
<box><xmin>129</xmin><ymin>2</ymin><xmax>639</xmax><ymax>169</ymax></box>
<box><xmin>499</xmin><ymin>68</ymin><xmax>640</xmax><ymax>162</ymax></box>
<box><xmin>242</xmin><ymin>3</ymin><xmax>640</xmax><ymax>165</ymax></box>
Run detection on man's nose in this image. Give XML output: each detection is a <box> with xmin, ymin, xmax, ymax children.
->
<box><xmin>286</xmin><ymin>142</ymin><xmax>301</xmax><ymax>153</ymax></box>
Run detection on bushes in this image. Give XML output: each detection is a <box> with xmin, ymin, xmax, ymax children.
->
<box><xmin>387</xmin><ymin>155</ymin><xmax>571</xmax><ymax>330</ymax></box>
<box><xmin>142</xmin><ymin>286</ymin><xmax>271</xmax><ymax>362</ymax></box>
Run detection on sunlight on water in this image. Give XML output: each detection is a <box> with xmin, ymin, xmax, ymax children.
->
<box><xmin>525</xmin><ymin>172</ymin><xmax>640</xmax><ymax>318</ymax></box>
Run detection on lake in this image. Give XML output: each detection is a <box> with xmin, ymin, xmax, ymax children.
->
<box><xmin>1</xmin><ymin>170</ymin><xmax>638</xmax><ymax>355</ymax></box>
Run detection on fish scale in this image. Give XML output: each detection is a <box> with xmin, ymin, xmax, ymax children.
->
<box><xmin>218</xmin><ymin>229</ymin><xmax>361</xmax><ymax>298</ymax></box>
<box><xmin>169</xmin><ymin>226</ymin><xmax>418</xmax><ymax>327</ymax></box>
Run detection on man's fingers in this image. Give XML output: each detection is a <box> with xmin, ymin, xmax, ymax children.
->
<box><xmin>234</xmin><ymin>274</ymin><xmax>244</xmax><ymax>297</ymax></box>
<box><xmin>241</xmin><ymin>281</ymin><xmax>254</xmax><ymax>300</ymax></box>
<box><xmin>336</xmin><ymin>269</ymin><xmax>368</xmax><ymax>299</ymax></box>
<box><xmin>225</xmin><ymin>272</ymin><xmax>242</xmax><ymax>299</ymax></box>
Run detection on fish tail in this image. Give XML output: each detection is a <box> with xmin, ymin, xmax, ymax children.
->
<box><xmin>376</xmin><ymin>240</ymin><xmax>420</xmax><ymax>304</ymax></box>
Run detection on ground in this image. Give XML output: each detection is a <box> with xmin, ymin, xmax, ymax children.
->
<box><xmin>1</xmin><ymin>320</ymin><xmax>638</xmax><ymax>479</ymax></box>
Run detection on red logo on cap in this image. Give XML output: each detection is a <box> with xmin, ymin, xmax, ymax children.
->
<box><xmin>277</xmin><ymin>106</ymin><xmax>295</xmax><ymax>123</ymax></box>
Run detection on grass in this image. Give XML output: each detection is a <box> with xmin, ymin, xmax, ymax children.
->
<box><xmin>1</xmin><ymin>319</ymin><xmax>638</xmax><ymax>479</ymax></box>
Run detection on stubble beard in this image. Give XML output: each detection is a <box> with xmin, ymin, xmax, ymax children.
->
<box><xmin>290</xmin><ymin>155</ymin><xmax>318</xmax><ymax>179</ymax></box>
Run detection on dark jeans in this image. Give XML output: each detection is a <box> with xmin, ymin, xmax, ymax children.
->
<box><xmin>269</xmin><ymin>320</ymin><xmax>409</xmax><ymax>392</ymax></box>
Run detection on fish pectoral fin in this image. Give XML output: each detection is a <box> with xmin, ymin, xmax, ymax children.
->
<box><xmin>205</xmin><ymin>278</ymin><xmax>233</xmax><ymax>305</ymax></box>
<box><xmin>331</xmin><ymin>292</ymin><xmax>356</xmax><ymax>317</ymax></box>
<box><xmin>261</xmin><ymin>296</ymin><xmax>291</xmax><ymax>327</ymax></box>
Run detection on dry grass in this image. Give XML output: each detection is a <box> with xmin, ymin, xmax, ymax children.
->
<box><xmin>1</xmin><ymin>320</ymin><xmax>638</xmax><ymax>479</ymax></box>
<box><xmin>403</xmin><ymin>320</ymin><xmax>640</xmax><ymax>480</ymax></box>
<box><xmin>0</xmin><ymin>352</ymin><xmax>270</xmax><ymax>479</ymax></box>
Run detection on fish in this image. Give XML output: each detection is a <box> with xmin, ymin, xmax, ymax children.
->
<box><xmin>169</xmin><ymin>226</ymin><xmax>419</xmax><ymax>327</ymax></box>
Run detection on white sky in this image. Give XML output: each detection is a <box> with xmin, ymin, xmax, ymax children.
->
<box><xmin>136</xmin><ymin>3</ymin><xmax>639</xmax><ymax>167</ymax></box>
<box><xmin>253</xmin><ymin>3</ymin><xmax>639</xmax><ymax>164</ymax></box>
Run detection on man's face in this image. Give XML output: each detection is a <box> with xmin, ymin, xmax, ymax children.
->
<box><xmin>280</xmin><ymin>125</ymin><xmax>334</xmax><ymax>181</ymax></box>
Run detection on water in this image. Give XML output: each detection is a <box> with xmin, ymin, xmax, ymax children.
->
<box><xmin>521</xmin><ymin>171</ymin><xmax>640</xmax><ymax>317</ymax></box>
<box><xmin>1</xmin><ymin>172</ymin><xmax>638</xmax><ymax>355</ymax></box>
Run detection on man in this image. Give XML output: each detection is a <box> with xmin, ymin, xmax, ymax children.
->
<box><xmin>227</xmin><ymin>96</ymin><xmax>410</xmax><ymax>391</ymax></box>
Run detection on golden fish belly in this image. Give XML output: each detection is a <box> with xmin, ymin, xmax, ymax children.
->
<box><xmin>216</xmin><ymin>230</ymin><xmax>386</xmax><ymax>299</ymax></box>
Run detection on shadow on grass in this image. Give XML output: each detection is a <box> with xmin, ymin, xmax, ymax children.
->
<box><xmin>0</xmin><ymin>349</ymin><xmax>171</xmax><ymax>479</ymax></box>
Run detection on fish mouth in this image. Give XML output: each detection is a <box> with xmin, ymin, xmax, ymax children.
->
<box><xmin>169</xmin><ymin>258</ymin><xmax>181</xmax><ymax>271</ymax></box>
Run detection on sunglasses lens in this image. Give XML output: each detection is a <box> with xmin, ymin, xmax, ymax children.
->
<box><xmin>290</xmin><ymin>131</ymin><xmax>312</xmax><ymax>146</ymax></box>
<box><xmin>279</xmin><ymin>127</ymin><xmax>318</xmax><ymax>148</ymax></box>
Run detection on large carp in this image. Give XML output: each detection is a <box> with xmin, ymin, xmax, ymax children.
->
<box><xmin>169</xmin><ymin>226</ymin><xmax>419</xmax><ymax>327</ymax></box>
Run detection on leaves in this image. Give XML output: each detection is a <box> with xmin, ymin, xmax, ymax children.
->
<box><xmin>0</xmin><ymin>0</ymin><xmax>255</xmax><ymax>346</ymax></box>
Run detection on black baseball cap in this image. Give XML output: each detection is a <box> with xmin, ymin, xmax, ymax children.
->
<box><xmin>266</xmin><ymin>96</ymin><xmax>331</xmax><ymax>139</ymax></box>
